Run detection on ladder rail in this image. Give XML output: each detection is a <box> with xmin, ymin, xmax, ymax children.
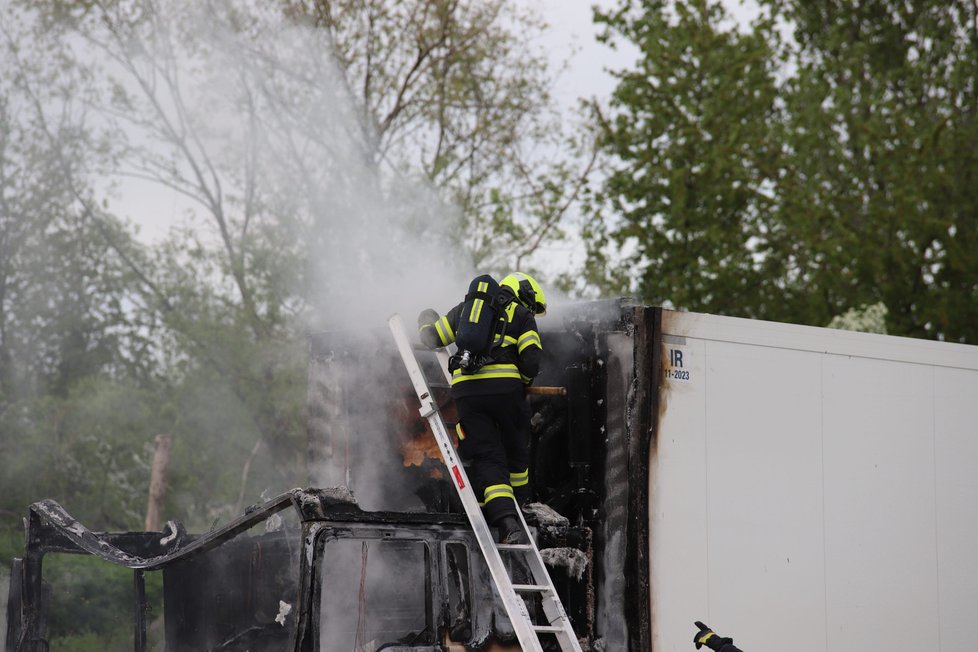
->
<box><xmin>434</xmin><ymin>348</ymin><xmax>453</xmax><ymax>385</ymax></box>
<box><xmin>388</xmin><ymin>314</ymin><xmax>550</xmax><ymax>651</ymax></box>
<box><xmin>512</xmin><ymin>507</ymin><xmax>581</xmax><ymax>649</ymax></box>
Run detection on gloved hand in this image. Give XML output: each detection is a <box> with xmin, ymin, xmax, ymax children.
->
<box><xmin>417</xmin><ymin>308</ymin><xmax>439</xmax><ymax>327</ymax></box>
<box><xmin>693</xmin><ymin>621</ymin><xmax>734</xmax><ymax>651</ymax></box>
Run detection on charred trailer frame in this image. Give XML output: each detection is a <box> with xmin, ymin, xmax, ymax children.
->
<box><xmin>305</xmin><ymin>300</ymin><xmax>660</xmax><ymax>650</ymax></box>
<box><xmin>4</xmin><ymin>489</ymin><xmax>592</xmax><ymax>651</ymax></box>
<box><xmin>5</xmin><ymin>300</ymin><xmax>661</xmax><ymax>651</ymax></box>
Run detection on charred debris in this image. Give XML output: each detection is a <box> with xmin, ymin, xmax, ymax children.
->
<box><xmin>5</xmin><ymin>300</ymin><xmax>661</xmax><ymax>651</ymax></box>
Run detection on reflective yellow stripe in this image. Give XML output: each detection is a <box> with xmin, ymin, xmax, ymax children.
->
<box><xmin>455</xmin><ymin>423</ymin><xmax>465</xmax><ymax>440</ymax></box>
<box><xmin>451</xmin><ymin>363</ymin><xmax>521</xmax><ymax>384</ymax></box>
<box><xmin>495</xmin><ymin>334</ymin><xmax>518</xmax><ymax>347</ymax></box>
<box><xmin>517</xmin><ymin>330</ymin><xmax>542</xmax><ymax>353</ymax></box>
<box><xmin>434</xmin><ymin>321</ymin><xmax>448</xmax><ymax>345</ymax></box>
<box><xmin>510</xmin><ymin>469</ymin><xmax>529</xmax><ymax>487</ymax></box>
<box><xmin>469</xmin><ymin>298</ymin><xmax>484</xmax><ymax>322</ymax></box>
<box><xmin>441</xmin><ymin>316</ymin><xmax>455</xmax><ymax>340</ymax></box>
<box><xmin>484</xmin><ymin>484</ymin><xmax>515</xmax><ymax>503</ymax></box>
<box><xmin>697</xmin><ymin>633</ymin><xmax>715</xmax><ymax>645</ymax></box>
<box><xmin>434</xmin><ymin>315</ymin><xmax>454</xmax><ymax>345</ymax></box>
<box><xmin>520</xmin><ymin>373</ymin><xmax>533</xmax><ymax>384</ymax></box>
<box><xmin>469</xmin><ymin>282</ymin><xmax>488</xmax><ymax>323</ymax></box>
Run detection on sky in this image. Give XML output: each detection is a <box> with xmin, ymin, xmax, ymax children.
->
<box><xmin>532</xmin><ymin>0</ymin><xmax>636</xmax><ymax>111</ymax></box>
<box><xmin>528</xmin><ymin>0</ymin><xmax>764</xmax><ymax>112</ymax></box>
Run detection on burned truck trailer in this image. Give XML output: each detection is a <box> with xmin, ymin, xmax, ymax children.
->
<box><xmin>10</xmin><ymin>300</ymin><xmax>976</xmax><ymax>651</ymax></box>
<box><xmin>304</xmin><ymin>300</ymin><xmax>653</xmax><ymax>650</ymax></box>
<box><xmin>5</xmin><ymin>300</ymin><xmax>655</xmax><ymax>651</ymax></box>
<box><xmin>5</xmin><ymin>488</ymin><xmax>594</xmax><ymax>651</ymax></box>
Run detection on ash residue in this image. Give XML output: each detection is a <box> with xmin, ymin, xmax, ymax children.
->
<box><xmin>291</xmin><ymin>486</ymin><xmax>360</xmax><ymax>520</ymax></box>
<box><xmin>315</xmin><ymin>486</ymin><xmax>358</xmax><ymax>505</ymax></box>
<box><xmin>523</xmin><ymin>502</ymin><xmax>569</xmax><ymax>526</ymax></box>
<box><xmin>540</xmin><ymin>547</ymin><xmax>588</xmax><ymax>581</ymax></box>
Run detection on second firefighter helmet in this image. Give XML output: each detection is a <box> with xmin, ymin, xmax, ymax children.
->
<box><xmin>500</xmin><ymin>272</ymin><xmax>547</xmax><ymax>316</ymax></box>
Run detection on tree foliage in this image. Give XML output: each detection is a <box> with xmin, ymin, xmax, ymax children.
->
<box><xmin>769</xmin><ymin>0</ymin><xmax>978</xmax><ymax>341</ymax></box>
<box><xmin>0</xmin><ymin>24</ymin><xmax>586</xmax><ymax>651</ymax></box>
<box><xmin>827</xmin><ymin>302</ymin><xmax>888</xmax><ymax>334</ymax></box>
<box><xmin>282</xmin><ymin>0</ymin><xmax>596</xmax><ymax>272</ymax></box>
<box><xmin>589</xmin><ymin>0</ymin><xmax>782</xmax><ymax>315</ymax></box>
<box><xmin>0</xmin><ymin>0</ymin><xmax>577</xmax><ymax>552</ymax></box>
<box><xmin>0</xmin><ymin>5</ymin><xmax>159</xmax><ymax>530</ymax></box>
<box><xmin>590</xmin><ymin>0</ymin><xmax>978</xmax><ymax>343</ymax></box>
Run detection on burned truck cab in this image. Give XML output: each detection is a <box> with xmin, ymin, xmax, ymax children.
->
<box><xmin>5</xmin><ymin>490</ymin><xmax>590</xmax><ymax>651</ymax></box>
<box><xmin>5</xmin><ymin>300</ymin><xmax>657</xmax><ymax>651</ymax></box>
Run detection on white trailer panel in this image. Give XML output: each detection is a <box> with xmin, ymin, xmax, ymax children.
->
<box><xmin>934</xmin><ymin>367</ymin><xmax>978</xmax><ymax>650</ymax></box>
<box><xmin>651</xmin><ymin>311</ymin><xmax>978</xmax><ymax>652</ymax></box>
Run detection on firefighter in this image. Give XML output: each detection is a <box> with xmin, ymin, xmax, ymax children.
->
<box><xmin>418</xmin><ymin>272</ymin><xmax>546</xmax><ymax>544</ymax></box>
<box><xmin>693</xmin><ymin>621</ymin><xmax>744</xmax><ymax>652</ymax></box>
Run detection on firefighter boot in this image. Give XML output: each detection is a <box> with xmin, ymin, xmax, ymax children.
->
<box><xmin>496</xmin><ymin>515</ymin><xmax>527</xmax><ymax>545</ymax></box>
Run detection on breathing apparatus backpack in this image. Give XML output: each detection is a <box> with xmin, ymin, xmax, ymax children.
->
<box><xmin>450</xmin><ymin>274</ymin><xmax>508</xmax><ymax>373</ymax></box>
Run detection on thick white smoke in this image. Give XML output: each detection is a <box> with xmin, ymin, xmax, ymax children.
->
<box><xmin>74</xmin><ymin>0</ymin><xmax>479</xmax><ymax>507</ymax></box>
<box><xmin>234</xmin><ymin>4</ymin><xmax>469</xmax><ymax>325</ymax></box>
<box><xmin>91</xmin><ymin>0</ymin><xmax>474</xmax><ymax>329</ymax></box>
<box><xmin>131</xmin><ymin>2</ymin><xmax>478</xmax><ymax>506</ymax></box>
<box><xmin>188</xmin><ymin>4</ymin><xmax>473</xmax><ymax>325</ymax></box>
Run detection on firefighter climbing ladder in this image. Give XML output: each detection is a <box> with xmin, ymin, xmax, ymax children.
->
<box><xmin>388</xmin><ymin>314</ymin><xmax>583</xmax><ymax>652</ymax></box>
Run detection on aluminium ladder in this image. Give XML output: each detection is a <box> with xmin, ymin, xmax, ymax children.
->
<box><xmin>388</xmin><ymin>314</ymin><xmax>583</xmax><ymax>652</ymax></box>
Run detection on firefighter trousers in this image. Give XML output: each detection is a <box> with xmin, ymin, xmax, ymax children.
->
<box><xmin>454</xmin><ymin>387</ymin><xmax>531</xmax><ymax>525</ymax></box>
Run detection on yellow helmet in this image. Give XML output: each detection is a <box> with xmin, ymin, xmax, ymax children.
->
<box><xmin>500</xmin><ymin>272</ymin><xmax>547</xmax><ymax>315</ymax></box>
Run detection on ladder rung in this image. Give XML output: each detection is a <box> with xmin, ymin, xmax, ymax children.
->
<box><xmin>495</xmin><ymin>543</ymin><xmax>533</xmax><ymax>551</ymax></box>
<box><xmin>389</xmin><ymin>314</ymin><xmax>581</xmax><ymax>652</ymax></box>
<box><xmin>533</xmin><ymin>625</ymin><xmax>565</xmax><ymax>634</ymax></box>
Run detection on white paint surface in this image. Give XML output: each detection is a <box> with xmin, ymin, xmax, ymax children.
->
<box><xmin>651</xmin><ymin>310</ymin><xmax>978</xmax><ymax>652</ymax></box>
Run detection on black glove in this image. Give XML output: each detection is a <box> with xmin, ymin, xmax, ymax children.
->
<box><xmin>693</xmin><ymin>621</ymin><xmax>734</xmax><ymax>651</ymax></box>
<box><xmin>417</xmin><ymin>308</ymin><xmax>439</xmax><ymax>328</ymax></box>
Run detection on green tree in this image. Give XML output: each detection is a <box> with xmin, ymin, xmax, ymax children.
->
<box><xmin>7</xmin><ymin>1</ymin><xmax>362</xmax><ymax>515</ymax></box>
<box><xmin>3</xmin><ymin>0</ymin><xmax>584</xmax><ymax>527</ymax></box>
<box><xmin>0</xmin><ymin>3</ymin><xmax>164</xmax><ymax>534</ymax></box>
<box><xmin>588</xmin><ymin>0</ymin><xmax>783</xmax><ymax>316</ymax></box>
<box><xmin>589</xmin><ymin>0</ymin><xmax>978</xmax><ymax>343</ymax></box>
<box><xmin>764</xmin><ymin>0</ymin><xmax>978</xmax><ymax>341</ymax></box>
